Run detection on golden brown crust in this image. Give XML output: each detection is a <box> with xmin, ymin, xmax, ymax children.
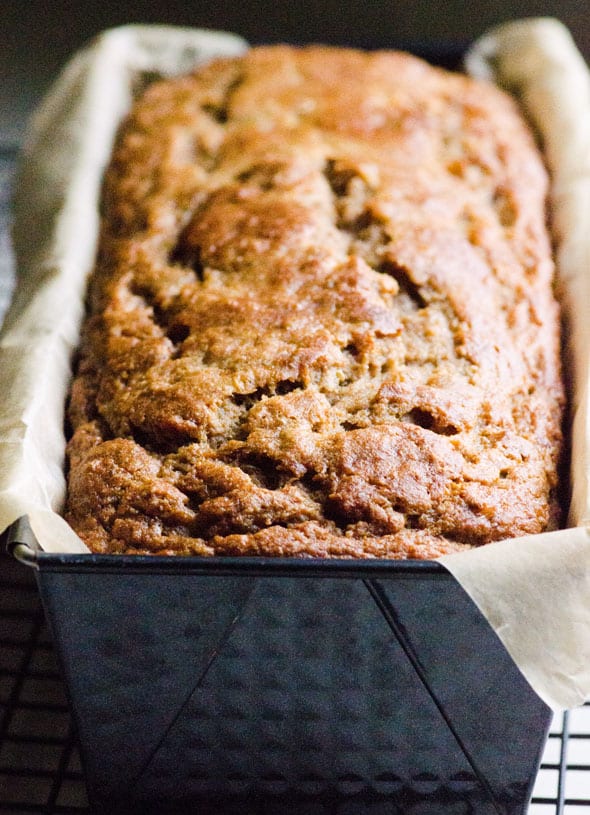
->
<box><xmin>64</xmin><ymin>45</ymin><xmax>564</xmax><ymax>558</ymax></box>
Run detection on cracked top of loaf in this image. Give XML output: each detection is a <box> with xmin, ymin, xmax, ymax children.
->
<box><xmin>64</xmin><ymin>45</ymin><xmax>564</xmax><ymax>557</ymax></box>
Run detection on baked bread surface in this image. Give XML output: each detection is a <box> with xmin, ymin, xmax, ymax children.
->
<box><xmin>65</xmin><ymin>45</ymin><xmax>563</xmax><ymax>557</ymax></box>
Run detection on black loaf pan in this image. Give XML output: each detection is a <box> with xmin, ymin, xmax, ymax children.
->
<box><xmin>9</xmin><ymin>516</ymin><xmax>551</xmax><ymax>815</ymax></box>
<box><xmin>7</xmin><ymin>43</ymin><xmax>552</xmax><ymax>815</ymax></box>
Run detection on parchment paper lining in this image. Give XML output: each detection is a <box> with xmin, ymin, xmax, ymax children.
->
<box><xmin>0</xmin><ymin>20</ymin><xmax>588</xmax><ymax>710</ymax></box>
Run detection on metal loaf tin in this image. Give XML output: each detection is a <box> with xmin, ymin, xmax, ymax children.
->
<box><xmin>9</xmin><ymin>517</ymin><xmax>551</xmax><ymax>815</ymax></box>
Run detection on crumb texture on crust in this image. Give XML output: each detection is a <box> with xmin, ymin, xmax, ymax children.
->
<box><xmin>64</xmin><ymin>45</ymin><xmax>563</xmax><ymax>557</ymax></box>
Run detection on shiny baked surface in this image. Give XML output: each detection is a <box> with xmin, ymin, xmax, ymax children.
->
<box><xmin>65</xmin><ymin>45</ymin><xmax>563</xmax><ymax>556</ymax></box>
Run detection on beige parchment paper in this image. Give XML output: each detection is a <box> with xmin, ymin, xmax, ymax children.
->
<box><xmin>0</xmin><ymin>19</ymin><xmax>588</xmax><ymax>710</ymax></box>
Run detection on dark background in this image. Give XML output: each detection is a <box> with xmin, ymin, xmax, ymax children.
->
<box><xmin>1</xmin><ymin>0</ymin><xmax>589</xmax><ymax>147</ymax></box>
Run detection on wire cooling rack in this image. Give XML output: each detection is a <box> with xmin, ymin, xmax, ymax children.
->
<box><xmin>1</xmin><ymin>134</ymin><xmax>590</xmax><ymax>815</ymax></box>
<box><xmin>0</xmin><ymin>546</ymin><xmax>88</xmax><ymax>813</ymax></box>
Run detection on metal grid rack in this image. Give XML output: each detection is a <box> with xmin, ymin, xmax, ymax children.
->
<box><xmin>0</xmin><ymin>546</ymin><xmax>88</xmax><ymax>813</ymax></box>
<box><xmin>1</xmin><ymin>126</ymin><xmax>589</xmax><ymax>815</ymax></box>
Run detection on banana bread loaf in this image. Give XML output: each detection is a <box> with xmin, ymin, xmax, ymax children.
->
<box><xmin>64</xmin><ymin>45</ymin><xmax>564</xmax><ymax>557</ymax></box>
